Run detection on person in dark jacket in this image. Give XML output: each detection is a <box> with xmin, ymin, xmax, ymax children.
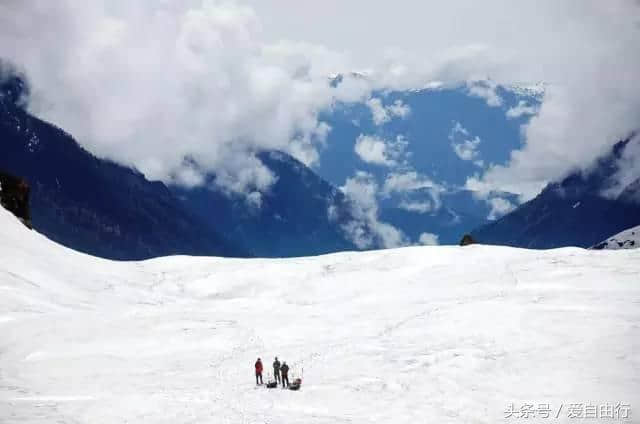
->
<box><xmin>280</xmin><ymin>361</ymin><xmax>289</xmax><ymax>388</ymax></box>
<box><xmin>273</xmin><ymin>357</ymin><xmax>281</xmax><ymax>383</ymax></box>
<box><xmin>255</xmin><ymin>358</ymin><xmax>263</xmax><ymax>385</ymax></box>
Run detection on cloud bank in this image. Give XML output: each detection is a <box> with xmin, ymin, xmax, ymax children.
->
<box><xmin>0</xmin><ymin>0</ymin><xmax>367</xmax><ymax>197</ymax></box>
<box><xmin>248</xmin><ymin>1</ymin><xmax>640</xmax><ymax>201</ymax></box>
<box><xmin>2</xmin><ymin>0</ymin><xmax>639</xmax><ymax>247</ymax></box>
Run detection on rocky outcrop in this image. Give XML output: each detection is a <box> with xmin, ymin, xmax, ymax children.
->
<box><xmin>591</xmin><ymin>225</ymin><xmax>639</xmax><ymax>250</ymax></box>
<box><xmin>459</xmin><ymin>234</ymin><xmax>476</xmax><ymax>246</ymax></box>
<box><xmin>0</xmin><ymin>170</ymin><xmax>31</xmax><ymax>228</ymax></box>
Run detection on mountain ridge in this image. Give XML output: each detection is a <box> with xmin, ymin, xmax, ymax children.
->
<box><xmin>1</xmin><ymin>72</ymin><xmax>246</xmax><ymax>260</ymax></box>
<box><xmin>470</xmin><ymin>137</ymin><xmax>640</xmax><ymax>249</ymax></box>
<box><xmin>171</xmin><ymin>150</ymin><xmax>360</xmax><ymax>257</ymax></box>
<box><xmin>0</xmin><ymin>71</ymin><xmax>361</xmax><ymax>259</ymax></box>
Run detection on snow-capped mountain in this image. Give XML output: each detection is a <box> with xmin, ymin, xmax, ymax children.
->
<box><xmin>592</xmin><ymin>225</ymin><xmax>640</xmax><ymax>250</ymax></box>
<box><xmin>7</xmin><ymin>62</ymin><xmax>632</xmax><ymax>255</ymax></box>
<box><xmin>315</xmin><ymin>80</ymin><xmax>541</xmax><ymax>244</ymax></box>
<box><xmin>1</xmin><ymin>201</ymin><xmax>638</xmax><ymax>423</ymax></box>
<box><xmin>471</xmin><ymin>138</ymin><xmax>640</xmax><ymax>248</ymax></box>
<box><xmin>0</xmin><ymin>73</ymin><xmax>363</xmax><ymax>259</ymax></box>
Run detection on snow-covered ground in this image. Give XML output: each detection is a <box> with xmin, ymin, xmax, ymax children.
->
<box><xmin>1</xmin><ymin>206</ymin><xmax>639</xmax><ymax>423</ymax></box>
<box><xmin>593</xmin><ymin>225</ymin><xmax>640</xmax><ymax>250</ymax></box>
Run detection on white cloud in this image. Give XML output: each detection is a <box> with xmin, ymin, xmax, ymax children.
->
<box><xmin>366</xmin><ymin>98</ymin><xmax>390</xmax><ymax>126</ymax></box>
<box><xmin>450</xmin><ymin>121</ymin><xmax>469</xmax><ymax>137</ymax></box>
<box><xmin>382</xmin><ymin>171</ymin><xmax>443</xmax><ymax>212</ymax></box>
<box><xmin>3</xmin><ymin>0</ymin><xmax>639</xmax><ymax>205</ymax></box>
<box><xmin>245</xmin><ymin>2</ymin><xmax>640</xmax><ymax>202</ymax></box>
<box><xmin>449</xmin><ymin>121</ymin><xmax>482</xmax><ymax>164</ymax></box>
<box><xmin>452</xmin><ymin>136</ymin><xmax>481</xmax><ymax>161</ymax></box>
<box><xmin>213</xmin><ymin>154</ymin><xmax>278</xmax><ymax>196</ymax></box>
<box><xmin>387</xmin><ymin>99</ymin><xmax>411</xmax><ymax>119</ymax></box>
<box><xmin>287</xmin><ymin>121</ymin><xmax>331</xmax><ymax>166</ymax></box>
<box><xmin>506</xmin><ymin>100</ymin><xmax>539</xmax><ymax>119</ymax></box>
<box><xmin>245</xmin><ymin>191</ymin><xmax>264</xmax><ymax>209</ymax></box>
<box><xmin>0</xmin><ymin>1</ymin><xmax>369</xmax><ymax>199</ymax></box>
<box><xmin>354</xmin><ymin>135</ymin><xmax>395</xmax><ymax>166</ymax></box>
<box><xmin>464</xmin><ymin>174</ymin><xmax>494</xmax><ymax>198</ymax></box>
<box><xmin>465</xmin><ymin>175</ymin><xmax>520</xmax><ymax>217</ymax></box>
<box><xmin>382</xmin><ymin>171</ymin><xmax>439</xmax><ymax>195</ymax></box>
<box><xmin>366</xmin><ymin>97</ymin><xmax>411</xmax><ymax>126</ymax></box>
<box><xmin>288</xmin><ymin>138</ymin><xmax>320</xmax><ymax>168</ymax></box>
<box><xmin>172</xmin><ymin>165</ymin><xmax>205</xmax><ymax>188</ymax></box>
<box><xmin>398</xmin><ymin>201</ymin><xmax>432</xmax><ymax>214</ymax></box>
<box><xmin>487</xmin><ymin>197</ymin><xmax>516</xmax><ymax>220</ymax></box>
<box><xmin>418</xmin><ymin>232</ymin><xmax>439</xmax><ymax>245</ymax></box>
<box><xmin>601</xmin><ymin>135</ymin><xmax>640</xmax><ymax>200</ymax></box>
<box><xmin>340</xmin><ymin>172</ymin><xmax>408</xmax><ymax>249</ymax></box>
<box><xmin>436</xmin><ymin>5</ymin><xmax>640</xmax><ymax>201</ymax></box>
<box><xmin>354</xmin><ymin>134</ymin><xmax>408</xmax><ymax>167</ymax></box>
<box><xmin>466</xmin><ymin>80</ymin><xmax>503</xmax><ymax>107</ymax></box>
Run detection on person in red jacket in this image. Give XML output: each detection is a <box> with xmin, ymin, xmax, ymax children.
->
<box><xmin>255</xmin><ymin>358</ymin><xmax>264</xmax><ymax>385</ymax></box>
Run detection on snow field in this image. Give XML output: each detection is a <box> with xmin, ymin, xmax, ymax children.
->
<box><xmin>0</xmin><ymin>207</ymin><xmax>638</xmax><ymax>423</ymax></box>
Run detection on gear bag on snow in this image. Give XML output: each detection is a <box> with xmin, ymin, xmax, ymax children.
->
<box><xmin>288</xmin><ymin>378</ymin><xmax>302</xmax><ymax>391</ymax></box>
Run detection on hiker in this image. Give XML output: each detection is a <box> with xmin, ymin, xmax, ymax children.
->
<box><xmin>280</xmin><ymin>361</ymin><xmax>290</xmax><ymax>388</ymax></box>
<box><xmin>255</xmin><ymin>358</ymin><xmax>263</xmax><ymax>385</ymax></box>
<box><xmin>273</xmin><ymin>357</ymin><xmax>281</xmax><ymax>383</ymax></box>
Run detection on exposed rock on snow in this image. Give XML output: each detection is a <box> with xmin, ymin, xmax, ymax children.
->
<box><xmin>592</xmin><ymin>225</ymin><xmax>640</xmax><ymax>250</ymax></box>
<box><xmin>458</xmin><ymin>233</ymin><xmax>476</xmax><ymax>246</ymax></box>
<box><xmin>0</xmin><ymin>170</ymin><xmax>31</xmax><ymax>228</ymax></box>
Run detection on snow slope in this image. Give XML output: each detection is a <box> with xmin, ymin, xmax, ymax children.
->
<box><xmin>593</xmin><ymin>225</ymin><xmax>640</xmax><ymax>250</ymax></box>
<box><xmin>1</xmin><ymin>206</ymin><xmax>639</xmax><ymax>423</ymax></box>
